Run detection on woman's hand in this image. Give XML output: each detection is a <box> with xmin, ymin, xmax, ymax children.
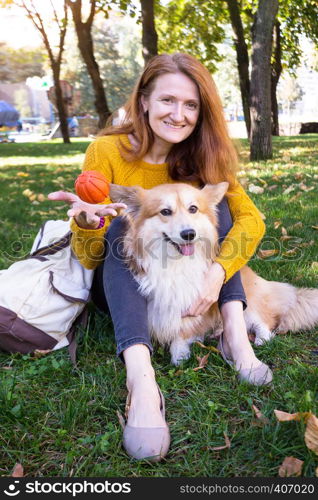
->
<box><xmin>47</xmin><ymin>191</ymin><xmax>127</xmax><ymax>229</ymax></box>
<box><xmin>182</xmin><ymin>262</ymin><xmax>226</xmax><ymax>317</ymax></box>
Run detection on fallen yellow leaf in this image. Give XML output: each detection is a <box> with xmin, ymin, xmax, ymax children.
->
<box><xmin>37</xmin><ymin>194</ymin><xmax>46</xmax><ymax>202</ymax></box>
<box><xmin>311</xmin><ymin>262</ymin><xmax>318</xmax><ymax>270</ymax></box>
<box><xmin>252</xmin><ymin>404</ymin><xmax>270</xmax><ymax>425</ymax></box>
<box><xmin>22</xmin><ymin>188</ymin><xmax>33</xmax><ymax>197</ymax></box>
<box><xmin>274</xmin><ymin>410</ymin><xmax>312</xmax><ymax>422</ymax></box>
<box><xmin>258</xmin><ymin>249</ymin><xmax>278</xmax><ymax>259</ymax></box>
<box><xmin>278</xmin><ymin>456</ymin><xmax>303</xmax><ymax>477</ymax></box>
<box><xmin>193</xmin><ymin>353</ymin><xmax>210</xmax><ymax>371</ymax></box>
<box><xmin>248</xmin><ymin>184</ymin><xmax>264</xmax><ymax>194</ymax></box>
<box><xmin>195</xmin><ymin>341</ymin><xmax>219</xmax><ymax>353</ymax></box>
<box><xmin>298</xmin><ymin>240</ymin><xmax>314</xmax><ymax>248</ymax></box>
<box><xmin>304</xmin><ymin>414</ymin><xmax>318</xmax><ymax>455</ymax></box>
<box><xmin>281</xmin><ymin>227</ymin><xmax>288</xmax><ymax>236</ymax></box>
<box><xmin>11</xmin><ymin>463</ymin><xmax>24</xmax><ymax>477</ymax></box>
<box><xmin>258</xmin><ymin>178</ymin><xmax>268</xmax><ymax>186</ymax></box>
<box><xmin>258</xmin><ymin>211</ymin><xmax>266</xmax><ymax>220</ymax></box>
<box><xmin>210</xmin><ymin>433</ymin><xmax>231</xmax><ymax>451</ymax></box>
<box><xmin>274</xmin><ymin>220</ymin><xmax>282</xmax><ymax>229</ymax></box>
<box><xmin>294</xmin><ymin>173</ymin><xmax>304</xmax><ymax>180</ymax></box>
<box><xmin>116</xmin><ymin>410</ymin><xmax>125</xmax><ymax>430</ymax></box>
<box><xmin>312</xmin><ymin>226</ymin><xmax>318</xmax><ymax>230</ymax></box>
<box><xmin>289</xmin><ymin>192</ymin><xmax>302</xmax><ymax>203</ymax></box>
<box><xmin>283</xmin><ymin>248</ymin><xmax>298</xmax><ymax>256</ymax></box>
<box><xmin>288</xmin><ymin>221</ymin><xmax>303</xmax><ymax>230</ymax></box>
<box><xmin>280</xmin><ymin>235</ymin><xmax>294</xmax><ymax>241</ymax></box>
<box><xmin>283</xmin><ymin>185</ymin><xmax>295</xmax><ymax>195</ymax></box>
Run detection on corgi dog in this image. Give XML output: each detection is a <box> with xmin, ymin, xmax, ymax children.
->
<box><xmin>110</xmin><ymin>182</ymin><xmax>318</xmax><ymax>365</ymax></box>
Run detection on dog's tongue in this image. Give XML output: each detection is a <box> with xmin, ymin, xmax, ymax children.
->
<box><xmin>179</xmin><ymin>243</ymin><xmax>195</xmax><ymax>256</ymax></box>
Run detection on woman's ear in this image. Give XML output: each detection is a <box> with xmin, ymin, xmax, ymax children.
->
<box><xmin>140</xmin><ymin>95</ymin><xmax>148</xmax><ymax>113</ymax></box>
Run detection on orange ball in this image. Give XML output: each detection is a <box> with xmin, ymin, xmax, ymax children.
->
<box><xmin>75</xmin><ymin>170</ymin><xmax>110</xmax><ymax>203</ymax></box>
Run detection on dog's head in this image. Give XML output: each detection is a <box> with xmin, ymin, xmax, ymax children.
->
<box><xmin>110</xmin><ymin>182</ymin><xmax>228</xmax><ymax>261</ymax></box>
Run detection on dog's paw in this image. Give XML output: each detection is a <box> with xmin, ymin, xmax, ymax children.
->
<box><xmin>254</xmin><ymin>331</ymin><xmax>275</xmax><ymax>346</ymax></box>
<box><xmin>170</xmin><ymin>340</ymin><xmax>191</xmax><ymax>366</ymax></box>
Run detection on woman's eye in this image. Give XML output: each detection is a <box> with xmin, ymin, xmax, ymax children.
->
<box><xmin>160</xmin><ymin>208</ymin><xmax>173</xmax><ymax>216</ymax></box>
<box><xmin>188</xmin><ymin>205</ymin><xmax>198</xmax><ymax>214</ymax></box>
<box><xmin>186</xmin><ymin>102</ymin><xmax>198</xmax><ymax>110</ymax></box>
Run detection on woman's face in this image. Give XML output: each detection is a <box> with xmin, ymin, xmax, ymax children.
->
<box><xmin>141</xmin><ymin>72</ymin><xmax>200</xmax><ymax>148</ymax></box>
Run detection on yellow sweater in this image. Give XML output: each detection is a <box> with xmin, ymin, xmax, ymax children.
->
<box><xmin>70</xmin><ymin>134</ymin><xmax>265</xmax><ymax>281</ymax></box>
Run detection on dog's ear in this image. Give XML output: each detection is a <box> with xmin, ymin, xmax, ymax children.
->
<box><xmin>109</xmin><ymin>183</ymin><xmax>144</xmax><ymax>217</ymax></box>
<box><xmin>201</xmin><ymin>182</ymin><xmax>229</xmax><ymax>205</ymax></box>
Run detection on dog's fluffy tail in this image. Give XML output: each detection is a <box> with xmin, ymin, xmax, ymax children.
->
<box><xmin>278</xmin><ymin>286</ymin><xmax>318</xmax><ymax>333</ymax></box>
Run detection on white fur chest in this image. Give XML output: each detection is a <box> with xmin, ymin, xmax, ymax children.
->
<box><xmin>135</xmin><ymin>245</ymin><xmax>210</xmax><ymax>343</ymax></box>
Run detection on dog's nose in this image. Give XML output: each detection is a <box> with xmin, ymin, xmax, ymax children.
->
<box><xmin>180</xmin><ymin>229</ymin><xmax>196</xmax><ymax>241</ymax></box>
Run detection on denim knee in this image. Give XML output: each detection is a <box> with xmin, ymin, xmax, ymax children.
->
<box><xmin>216</xmin><ymin>198</ymin><xmax>247</xmax><ymax>309</ymax></box>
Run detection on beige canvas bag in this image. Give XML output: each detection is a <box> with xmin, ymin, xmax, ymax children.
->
<box><xmin>0</xmin><ymin>220</ymin><xmax>94</xmax><ymax>360</ymax></box>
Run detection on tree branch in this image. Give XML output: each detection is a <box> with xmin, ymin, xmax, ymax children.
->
<box><xmin>50</xmin><ymin>0</ymin><xmax>61</xmax><ymax>31</ymax></box>
<box><xmin>21</xmin><ymin>0</ymin><xmax>55</xmax><ymax>65</ymax></box>
<box><xmin>57</xmin><ymin>1</ymin><xmax>68</xmax><ymax>68</ymax></box>
<box><xmin>87</xmin><ymin>0</ymin><xmax>96</xmax><ymax>28</ymax></box>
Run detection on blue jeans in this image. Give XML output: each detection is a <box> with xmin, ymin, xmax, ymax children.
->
<box><xmin>91</xmin><ymin>197</ymin><xmax>247</xmax><ymax>358</ymax></box>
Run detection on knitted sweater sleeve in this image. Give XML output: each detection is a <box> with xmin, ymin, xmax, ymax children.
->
<box><xmin>214</xmin><ymin>182</ymin><xmax>266</xmax><ymax>282</ymax></box>
<box><xmin>70</xmin><ymin>140</ymin><xmax>114</xmax><ymax>270</ymax></box>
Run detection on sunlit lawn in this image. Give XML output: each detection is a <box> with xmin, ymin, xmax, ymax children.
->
<box><xmin>0</xmin><ymin>135</ymin><xmax>317</xmax><ymax>477</ymax></box>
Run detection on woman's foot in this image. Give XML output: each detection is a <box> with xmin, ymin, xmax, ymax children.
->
<box><xmin>122</xmin><ymin>344</ymin><xmax>170</xmax><ymax>460</ymax></box>
<box><xmin>220</xmin><ymin>302</ymin><xmax>272</xmax><ymax>385</ymax></box>
<box><xmin>126</xmin><ymin>376</ymin><xmax>167</xmax><ymax>428</ymax></box>
<box><xmin>218</xmin><ymin>331</ymin><xmax>272</xmax><ymax>385</ymax></box>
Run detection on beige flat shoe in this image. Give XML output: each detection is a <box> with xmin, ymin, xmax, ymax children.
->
<box><xmin>120</xmin><ymin>385</ymin><xmax>170</xmax><ymax>462</ymax></box>
<box><xmin>217</xmin><ymin>332</ymin><xmax>273</xmax><ymax>386</ymax></box>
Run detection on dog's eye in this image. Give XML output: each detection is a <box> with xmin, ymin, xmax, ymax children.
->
<box><xmin>188</xmin><ymin>205</ymin><xmax>198</xmax><ymax>214</ymax></box>
<box><xmin>160</xmin><ymin>208</ymin><xmax>173</xmax><ymax>216</ymax></box>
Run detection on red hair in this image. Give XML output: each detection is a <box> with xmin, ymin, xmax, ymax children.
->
<box><xmin>100</xmin><ymin>53</ymin><xmax>238</xmax><ymax>187</ymax></box>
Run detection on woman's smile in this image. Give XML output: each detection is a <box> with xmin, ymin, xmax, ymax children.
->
<box><xmin>162</xmin><ymin>120</ymin><xmax>186</xmax><ymax>129</ymax></box>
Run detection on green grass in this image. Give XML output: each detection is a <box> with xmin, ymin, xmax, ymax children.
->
<box><xmin>0</xmin><ymin>136</ymin><xmax>317</xmax><ymax>477</ymax></box>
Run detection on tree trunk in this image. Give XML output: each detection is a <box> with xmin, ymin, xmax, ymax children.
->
<box><xmin>271</xmin><ymin>21</ymin><xmax>282</xmax><ymax>136</ymax></box>
<box><xmin>140</xmin><ymin>0</ymin><xmax>158</xmax><ymax>64</ymax></box>
<box><xmin>19</xmin><ymin>0</ymin><xmax>70</xmax><ymax>143</ymax></box>
<box><xmin>52</xmin><ymin>65</ymin><xmax>70</xmax><ymax>143</ymax></box>
<box><xmin>67</xmin><ymin>0</ymin><xmax>110</xmax><ymax>129</ymax></box>
<box><xmin>250</xmin><ymin>0</ymin><xmax>279</xmax><ymax>161</ymax></box>
<box><xmin>225</xmin><ymin>0</ymin><xmax>251</xmax><ymax>138</ymax></box>
<box><xmin>75</xmin><ymin>23</ymin><xmax>110</xmax><ymax>128</ymax></box>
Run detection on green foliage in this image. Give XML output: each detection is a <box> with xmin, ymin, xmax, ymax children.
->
<box><xmin>0</xmin><ymin>42</ymin><xmax>46</xmax><ymax>83</ymax></box>
<box><xmin>96</xmin><ymin>0</ymin><xmax>138</xmax><ymax>19</ymax></box>
<box><xmin>63</xmin><ymin>19</ymin><xmax>142</xmax><ymax>115</ymax></box>
<box><xmin>156</xmin><ymin>0</ymin><xmax>227</xmax><ymax>72</ymax></box>
<box><xmin>155</xmin><ymin>0</ymin><xmax>318</xmax><ymax>75</ymax></box>
<box><xmin>231</xmin><ymin>0</ymin><xmax>318</xmax><ymax>71</ymax></box>
<box><xmin>0</xmin><ymin>136</ymin><xmax>317</xmax><ymax>476</ymax></box>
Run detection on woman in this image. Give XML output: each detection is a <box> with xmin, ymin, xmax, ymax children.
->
<box><xmin>49</xmin><ymin>53</ymin><xmax>272</xmax><ymax>462</ymax></box>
